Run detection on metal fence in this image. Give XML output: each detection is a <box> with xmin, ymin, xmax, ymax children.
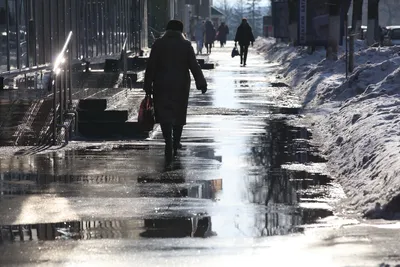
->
<box><xmin>0</xmin><ymin>0</ymin><xmax>146</xmax><ymax>72</ymax></box>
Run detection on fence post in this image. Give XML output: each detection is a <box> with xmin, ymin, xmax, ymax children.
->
<box><xmin>59</xmin><ymin>68</ymin><xmax>64</xmax><ymax>125</ymax></box>
<box><xmin>68</xmin><ymin>42</ymin><xmax>73</xmax><ymax>110</ymax></box>
<box><xmin>52</xmin><ymin>74</ymin><xmax>57</xmax><ymax>145</ymax></box>
<box><xmin>349</xmin><ymin>32</ymin><xmax>355</xmax><ymax>73</ymax></box>
<box><xmin>120</xmin><ymin>37</ymin><xmax>128</xmax><ymax>87</ymax></box>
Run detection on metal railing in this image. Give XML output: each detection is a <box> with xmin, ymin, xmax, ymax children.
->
<box><xmin>121</xmin><ymin>37</ymin><xmax>132</xmax><ymax>90</ymax></box>
<box><xmin>51</xmin><ymin>31</ymin><xmax>78</xmax><ymax>146</ymax></box>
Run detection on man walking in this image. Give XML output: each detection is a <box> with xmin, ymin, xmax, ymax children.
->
<box><xmin>217</xmin><ymin>22</ymin><xmax>229</xmax><ymax>47</ymax></box>
<box><xmin>234</xmin><ymin>18</ymin><xmax>255</xmax><ymax>67</ymax></box>
<box><xmin>204</xmin><ymin>19</ymin><xmax>215</xmax><ymax>54</ymax></box>
<box><xmin>194</xmin><ymin>19</ymin><xmax>205</xmax><ymax>55</ymax></box>
<box><xmin>143</xmin><ymin>20</ymin><xmax>208</xmax><ymax>161</ymax></box>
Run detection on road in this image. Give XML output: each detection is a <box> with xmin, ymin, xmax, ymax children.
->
<box><xmin>0</xmin><ymin>42</ymin><xmax>399</xmax><ymax>267</ymax></box>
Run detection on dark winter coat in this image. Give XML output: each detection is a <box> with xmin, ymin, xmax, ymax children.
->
<box><xmin>234</xmin><ymin>22</ymin><xmax>255</xmax><ymax>46</ymax></box>
<box><xmin>205</xmin><ymin>21</ymin><xmax>216</xmax><ymax>44</ymax></box>
<box><xmin>143</xmin><ymin>30</ymin><xmax>207</xmax><ymax>125</ymax></box>
<box><xmin>217</xmin><ymin>24</ymin><xmax>229</xmax><ymax>43</ymax></box>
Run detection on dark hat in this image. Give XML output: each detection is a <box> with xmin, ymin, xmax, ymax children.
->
<box><xmin>166</xmin><ymin>20</ymin><xmax>184</xmax><ymax>32</ymax></box>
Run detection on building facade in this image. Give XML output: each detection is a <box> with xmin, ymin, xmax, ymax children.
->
<box><xmin>0</xmin><ymin>0</ymin><xmax>148</xmax><ymax>72</ymax></box>
<box><xmin>148</xmin><ymin>0</ymin><xmax>212</xmax><ymax>41</ymax></box>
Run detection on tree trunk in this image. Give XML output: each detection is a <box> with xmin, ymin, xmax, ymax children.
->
<box><xmin>352</xmin><ymin>0</ymin><xmax>363</xmax><ymax>37</ymax></box>
<box><xmin>387</xmin><ymin>3</ymin><xmax>393</xmax><ymax>25</ymax></box>
<box><xmin>288</xmin><ymin>0</ymin><xmax>297</xmax><ymax>44</ymax></box>
<box><xmin>327</xmin><ymin>0</ymin><xmax>341</xmax><ymax>60</ymax></box>
<box><xmin>367</xmin><ymin>0</ymin><xmax>380</xmax><ymax>46</ymax></box>
<box><xmin>350</xmin><ymin>0</ymin><xmax>363</xmax><ymax>72</ymax></box>
<box><xmin>252</xmin><ymin>1</ymin><xmax>255</xmax><ymax>29</ymax></box>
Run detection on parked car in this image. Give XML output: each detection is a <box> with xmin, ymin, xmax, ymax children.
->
<box><xmin>386</xmin><ymin>26</ymin><xmax>400</xmax><ymax>46</ymax></box>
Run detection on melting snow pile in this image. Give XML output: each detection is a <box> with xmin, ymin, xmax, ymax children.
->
<box><xmin>256</xmin><ymin>37</ymin><xmax>400</xmax><ymax>218</ymax></box>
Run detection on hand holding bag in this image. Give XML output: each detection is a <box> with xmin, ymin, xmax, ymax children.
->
<box><xmin>138</xmin><ymin>95</ymin><xmax>155</xmax><ymax>131</ymax></box>
<box><xmin>231</xmin><ymin>45</ymin><xmax>240</xmax><ymax>58</ymax></box>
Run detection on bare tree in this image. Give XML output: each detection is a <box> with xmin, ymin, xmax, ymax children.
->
<box><xmin>231</xmin><ymin>0</ymin><xmax>247</xmax><ymax>28</ymax></box>
<box><xmin>246</xmin><ymin>0</ymin><xmax>263</xmax><ymax>37</ymax></box>
<box><xmin>214</xmin><ymin>0</ymin><xmax>232</xmax><ymax>19</ymax></box>
<box><xmin>327</xmin><ymin>0</ymin><xmax>341</xmax><ymax>60</ymax></box>
<box><xmin>214</xmin><ymin>0</ymin><xmax>234</xmax><ymax>38</ymax></box>
<box><xmin>288</xmin><ymin>0</ymin><xmax>298</xmax><ymax>44</ymax></box>
<box><xmin>352</xmin><ymin>0</ymin><xmax>364</xmax><ymax>33</ymax></box>
<box><xmin>367</xmin><ymin>0</ymin><xmax>380</xmax><ymax>46</ymax></box>
<box><xmin>380</xmin><ymin>0</ymin><xmax>400</xmax><ymax>26</ymax></box>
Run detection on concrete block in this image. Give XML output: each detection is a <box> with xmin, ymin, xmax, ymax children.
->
<box><xmin>78</xmin><ymin>122</ymin><xmax>124</xmax><ymax>137</ymax></box>
<box><xmin>78</xmin><ymin>110</ymin><xmax>128</xmax><ymax>123</ymax></box>
<box><xmin>78</xmin><ymin>99</ymin><xmax>107</xmax><ymax>111</ymax></box>
<box><xmin>127</xmin><ymin>57</ymin><xmax>149</xmax><ymax>71</ymax></box>
<box><xmin>197</xmin><ymin>59</ymin><xmax>205</xmax><ymax>65</ymax></box>
<box><xmin>124</xmin><ymin>121</ymin><xmax>151</xmax><ymax>136</ymax></box>
<box><xmin>201</xmin><ymin>63</ymin><xmax>215</xmax><ymax>70</ymax></box>
<box><xmin>104</xmin><ymin>59</ymin><xmax>120</xmax><ymax>72</ymax></box>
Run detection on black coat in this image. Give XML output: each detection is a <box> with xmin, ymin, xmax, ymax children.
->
<box><xmin>143</xmin><ymin>30</ymin><xmax>207</xmax><ymax>125</ymax></box>
<box><xmin>205</xmin><ymin>21</ymin><xmax>216</xmax><ymax>44</ymax></box>
<box><xmin>217</xmin><ymin>25</ymin><xmax>229</xmax><ymax>43</ymax></box>
<box><xmin>234</xmin><ymin>22</ymin><xmax>255</xmax><ymax>46</ymax></box>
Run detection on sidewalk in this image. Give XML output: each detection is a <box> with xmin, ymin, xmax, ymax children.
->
<box><xmin>3</xmin><ymin>42</ymin><xmax>399</xmax><ymax>267</ymax></box>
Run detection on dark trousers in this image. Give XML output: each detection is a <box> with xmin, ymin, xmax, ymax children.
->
<box><xmin>206</xmin><ymin>43</ymin><xmax>212</xmax><ymax>54</ymax></box>
<box><xmin>239</xmin><ymin>45</ymin><xmax>249</xmax><ymax>65</ymax></box>
<box><xmin>160</xmin><ymin>123</ymin><xmax>183</xmax><ymax>149</ymax></box>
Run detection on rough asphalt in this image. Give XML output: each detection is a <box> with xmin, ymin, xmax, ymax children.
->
<box><xmin>0</xmin><ymin>42</ymin><xmax>399</xmax><ymax>267</ymax></box>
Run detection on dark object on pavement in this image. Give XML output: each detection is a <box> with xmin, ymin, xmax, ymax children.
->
<box><xmin>138</xmin><ymin>95</ymin><xmax>155</xmax><ymax>131</ymax></box>
<box><xmin>231</xmin><ymin>46</ymin><xmax>240</xmax><ymax>58</ymax></box>
<box><xmin>201</xmin><ymin>63</ymin><xmax>215</xmax><ymax>70</ymax></box>
<box><xmin>270</xmin><ymin>82</ymin><xmax>289</xmax><ymax>87</ymax></box>
<box><xmin>0</xmin><ymin>76</ymin><xmax>4</xmax><ymax>90</ymax></box>
<box><xmin>143</xmin><ymin>20</ymin><xmax>207</xmax><ymax>161</ymax></box>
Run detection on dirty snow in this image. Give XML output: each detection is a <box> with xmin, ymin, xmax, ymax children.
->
<box><xmin>256</xmin><ymin>37</ymin><xmax>400</xmax><ymax>218</ymax></box>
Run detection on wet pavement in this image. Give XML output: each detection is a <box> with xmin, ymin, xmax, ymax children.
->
<box><xmin>0</xmin><ymin>43</ymin><xmax>400</xmax><ymax>267</ymax></box>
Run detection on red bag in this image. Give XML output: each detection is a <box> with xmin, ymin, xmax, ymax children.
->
<box><xmin>138</xmin><ymin>95</ymin><xmax>155</xmax><ymax>130</ymax></box>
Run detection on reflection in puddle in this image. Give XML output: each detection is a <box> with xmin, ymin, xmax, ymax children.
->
<box><xmin>0</xmin><ymin>216</ymin><xmax>215</xmax><ymax>242</ymax></box>
<box><xmin>227</xmin><ymin>117</ymin><xmax>339</xmax><ymax>237</ymax></box>
<box><xmin>0</xmin><ymin>106</ymin><xmax>341</xmax><ymax>242</ymax></box>
<box><xmin>0</xmin><ymin>118</ymin><xmax>339</xmax><ymax>240</ymax></box>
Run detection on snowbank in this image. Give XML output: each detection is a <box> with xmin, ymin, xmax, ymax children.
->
<box><xmin>256</xmin><ymin>37</ymin><xmax>400</xmax><ymax>219</ymax></box>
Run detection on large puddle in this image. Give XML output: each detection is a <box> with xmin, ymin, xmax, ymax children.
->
<box><xmin>0</xmin><ymin>45</ymin><xmax>344</xmax><ymax>245</ymax></box>
<box><xmin>0</xmin><ymin>116</ymin><xmax>343</xmax><ymax>242</ymax></box>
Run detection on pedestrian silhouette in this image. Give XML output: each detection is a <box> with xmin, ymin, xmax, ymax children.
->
<box><xmin>194</xmin><ymin>19</ymin><xmax>205</xmax><ymax>55</ymax></box>
<box><xmin>217</xmin><ymin>22</ymin><xmax>229</xmax><ymax>47</ymax></box>
<box><xmin>234</xmin><ymin>18</ymin><xmax>255</xmax><ymax>67</ymax></box>
<box><xmin>204</xmin><ymin>19</ymin><xmax>215</xmax><ymax>54</ymax></box>
<box><xmin>143</xmin><ymin>20</ymin><xmax>208</xmax><ymax>161</ymax></box>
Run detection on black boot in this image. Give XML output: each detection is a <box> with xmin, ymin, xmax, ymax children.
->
<box><xmin>173</xmin><ymin>125</ymin><xmax>183</xmax><ymax>156</ymax></box>
<box><xmin>161</xmin><ymin>123</ymin><xmax>173</xmax><ymax>161</ymax></box>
